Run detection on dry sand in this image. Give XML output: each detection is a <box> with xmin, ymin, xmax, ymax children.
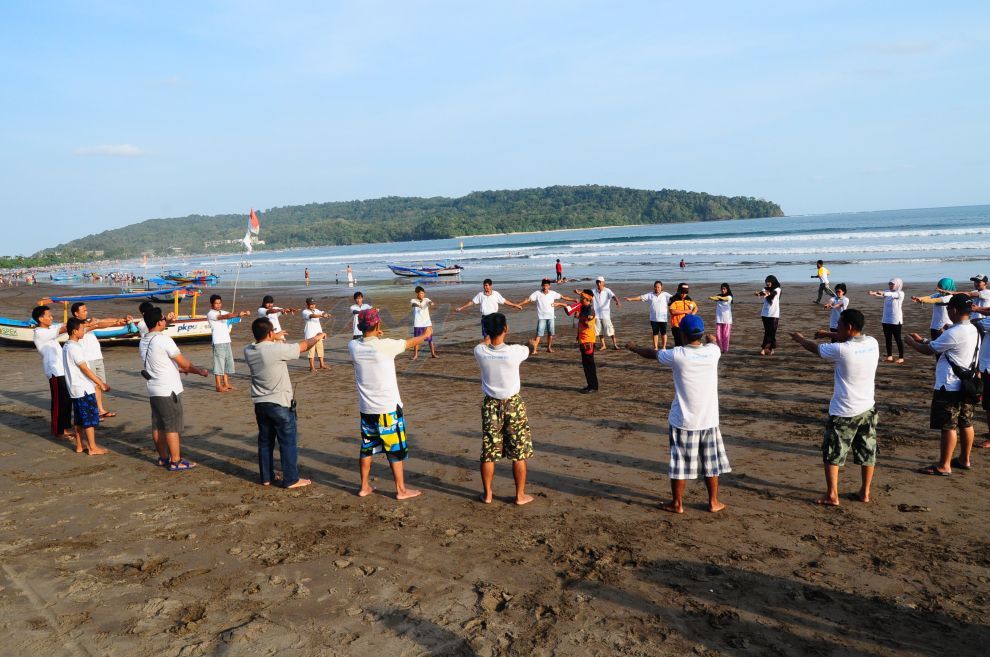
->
<box><xmin>0</xmin><ymin>280</ymin><xmax>987</xmax><ymax>657</ymax></box>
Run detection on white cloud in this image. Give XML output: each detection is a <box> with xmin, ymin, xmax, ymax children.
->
<box><xmin>73</xmin><ymin>144</ymin><xmax>149</xmax><ymax>157</ymax></box>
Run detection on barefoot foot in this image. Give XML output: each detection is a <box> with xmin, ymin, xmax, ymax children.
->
<box><xmin>857</xmin><ymin>490</ymin><xmax>871</xmax><ymax>503</ymax></box>
<box><xmin>87</xmin><ymin>446</ymin><xmax>109</xmax><ymax>455</ymax></box>
<box><xmin>286</xmin><ymin>478</ymin><xmax>312</xmax><ymax>489</ymax></box>
<box><xmin>515</xmin><ymin>494</ymin><xmax>535</xmax><ymax>506</ymax></box>
<box><xmin>479</xmin><ymin>493</ymin><xmax>493</xmax><ymax>504</ymax></box>
<box><xmin>708</xmin><ymin>501</ymin><xmax>726</xmax><ymax>512</ymax></box>
<box><xmin>815</xmin><ymin>496</ymin><xmax>840</xmax><ymax>507</ymax></box>
<box><xmin>660</xmin><ymin>501</ymin><xmax>684</xmax><ymax>514</ymax></box>
<box><xmin>396</xmin><ymin>488</ymin><xmax>422</xmax><ymax>500</ymax></box>
<box><xmin>357</xmin><ymin>485</ymin><xmax>376</xmax><ymax>497</ymax></box>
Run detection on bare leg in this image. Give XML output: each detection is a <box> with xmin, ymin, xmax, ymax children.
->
<box><xmin>858</xmin><ymin>465</ymin><xmax>875</xmax><ymax>502</ymax></box>
<box><xmin>546</xmin><ymin>336</ymin><xmax>553</xmax><ymax>353</ymax></box>
<box><xmin>357</xmin><ymin>455</ymin><xmax>374</xmax><ymax>496</ymax></box>
<box><xmin>309</xmin><ymin>358</ymin><xmax>317</xmax><ymax>371</ymax></box>
<box><xmin>937</xmin><ymin>429</ymin><xmax>957</xmax><ymax>472</ymax></box>
<box><xmin>318</xmin><ymin>357</ymin><xmax>329</xmax><ymax>370</ymax></box>
<box><xmin>95</xmin><ymin>386</ymin><xmax>106</xmax><ymax>414</ymax></box>
<box><xmin>389</xmin><ymin>460</ymin><xmax>421</xmax><ymax>500</ymax></box>
<box><xmin>412</xmin><ymin>345</ymin><xmax>419</xmax><ymax>360</ymax></box>
<box><xmin>223</xmin><ymin>374</ymin><xmax>234</xmax><ymax>391</ymax></box>
<box><xmin>817</xmin><ymin>464</ymin><xmax>840</xmax><ymax>505</ymax></box>
<box><xmin>652</xmin><ymin>334</ymin><xmax>659</xmax><ymax>350</ymax></box>
<box><xmin>480</xmin><ymin>461</ymin><xmax>495</xmax><ymax>503</ymax></box>
<box><xmin>661</xmin><ymin>334</ymin><xmax>668</xmax><ymax>349</ymax></box>
<box><xmin>531</xmin><ymin>336</ymin><xmax>541</xmax><ymax>355</ymax></box>
<box><xmin>152</xmin><ymin>429</ymin><xmax>168</xmax><ymax>459</ymax></box>
<box><xmin>84</xmin><ymin>426</ymin><xmax>107</xmax><ymax>455</ymax></box>
<box><xmin>661</xmin><ymin>479</ymin><xmax>686</xmax><ymax>513</ymax></box>
<box><xmin>74</xmin><ymin>426</ymin><xmax>84</xmax><ymax>453</ymax></box>
<box><xmin>215</xmin><ymin>374</ymin><xmax>225</xmax><ymax>391</ymax></box>
<box><xmin>513</xmin><ymin>459</ymin><xmax>533</xmax><ymax>505</ymax></box>
<box><xmin>979</xmin><ymin>410</ymin><xmax>990</xmax><ymax>448</ymax></box>
<box><xmin>958</xmin><ymin>425</ymin><xmax>975</xmax><ymax>467</ymax></box>
<box><xmin>164</xmin><ymin>431</ymin><xmax>184</xmax><ymax>463</ymax></box>
<box><xmin>430</xmin><ymin>342</ymin><xmax>438</xmax><ymax>358</ymax></box>
<box><xmin>705</xmin><ymin>476</ymin><xmax>725</xmax><ymax>512</ymax></box>
<box><xmin>611</xmin><ymin>335</ymin><xmax>619</xmax><ymax>349</ymax></box>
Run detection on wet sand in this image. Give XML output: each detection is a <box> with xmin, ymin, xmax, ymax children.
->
<box><xmin>0</xmin><ymin>280</ymin><xmax>987</xmax><ymax>656</ymax></box>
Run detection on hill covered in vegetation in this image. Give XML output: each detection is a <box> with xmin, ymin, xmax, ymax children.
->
<box><xmin>39</xmin><ymin>185</ymin><xmax>783</xmax><ymax>261</ymax></box>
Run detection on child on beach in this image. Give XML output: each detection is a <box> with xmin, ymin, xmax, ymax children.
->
<box><xmin>708</xmin><ymin>283</ymin><xmax>734</xmax><ymax>353</ymax></box>
<box><xmin>911</xmin><ymin>278</ymin><xmax>954</xmax><ymax>340</ymax></box>
<box><xmin>824</xmin><ymin>284</ymin><xmax>849</xmax><ymax>342</ymax></box>
<box><xmin>410</xmin><ymin>286</ymin><xmax>438</xmax><ymax>359</ymax></box>
<box><xmin>756</xmin><ymin>276</ymin><xmax>782</xmax><ymax>356</ymax></box>
<box><xmin>626</xmin><ymin>281</ymin><xmax>672</xmax><ymax>350</ymax></box>
<box><xmin>868</xmin><ymin>278</ymin><xmax>905</xmax><ymax>363</ymax></box>
<box><xmin>301</xmin><ymin>297</ymin><xmax>331</xmax><ymax>371</ymax></box>
<box><xmin>473</xmin><ymin>313</ymin><xmax>538</xmax><ymax>505</ymax></box>
<box><xmin>576</xmin><ymin>290</ymin><xmax>598</xmax><ymax>393</ymax></box>
<box><xmin>63</xmin><ymin>318</ymin><xmax>110</xmax><ymax>455</ymax></box>
<box><xmin>790</xmin><ymin>308</ymin><xmax>880</xmax><ymax>505</ymax></box>
<box><xmin>627</xmin><ymin>314</ymin><xmax>730</xmax><ymax>514</ymax></box>
<box><xmin>207</xmin><ymin>294</ymin><xmax>251</xmax><ymax>390</ymax></box>
<box><xmin>350</xmin><ymin>292</ymin><xmax>372</xmax><ymax>340</ymax></box>
<box><xmin>668</xmin><ymin>283</ymin><xmax>698</xmax><ymax>347</ymax></box>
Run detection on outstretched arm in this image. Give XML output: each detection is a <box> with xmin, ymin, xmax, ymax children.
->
<box><xmin>905</xmin><ymin>333</ymin><xmax>936</xmax><ymax>355</ymax></box>
<box><xmin>404</xmin><ymin>326</ymin><xmax>433</xmax><ymax>349</ymax></box>
<box><xmin>789</xmin><ymin>331</ymin><xmax>821</xmax><ymax>355</ymax></box>
<box><xmin>172</xmin><ymin>353</ymin><xmax>208</xmax><ymax>376</ymax></box>
<box><xmin>455</xmin><ymin>301</ymin><xmax>474</xmax><ymax>312</ymax></box>
<box><xmin>297</xmin><ymin>333</ymin><xmax>327</xmax><ymax>354</ymax></box>
<box><xmin>626</xmin><ymin>341</ymin><xmax>658</xmax><ymax>360</ymax></box>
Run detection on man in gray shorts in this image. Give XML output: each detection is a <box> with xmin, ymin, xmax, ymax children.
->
<box><xmin>70</xmin><ymin>302</ymin><xmax>132</xmax><ymax>419</ymax></box>
<box><xmin>139</xmin><ymin>307</ymin><xmax>209</xmax><ymax>471</ymax></box>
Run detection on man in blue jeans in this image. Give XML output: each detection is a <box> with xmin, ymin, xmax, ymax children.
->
<box><xmin>244</xmin><ymin>317</ymin><xmax>326</xmax><ymax>488</ymax></box>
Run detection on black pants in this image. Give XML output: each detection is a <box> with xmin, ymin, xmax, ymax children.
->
<box><xmin>815</xmin><ymin>282</ymin><xmax>835</xmax><ymax>303</ymax></box>
<box><xmin>761</xmin><ymin>316</ymin><xmax>779</xmax><ymax>350</ymax></box>
<box><xmin>671</xmin><ymin>326</ymin><xmax>684</xmax><ymax>347</ymax></box>
<box><xmin>580</xmin><ymin>343</ymin><xmax>598</xmax><ymax>390</ymax></box>
<box><xmin>882</xmin><ymin>322</ymin><xmax>903</xmax><ymax>358</ymax></box>
<box><xmin>49</xmin><ymin>375</ymin><xmax>72</xmax><ymax>436</ymax></box>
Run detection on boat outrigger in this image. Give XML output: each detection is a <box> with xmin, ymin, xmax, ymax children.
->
<box><xmin>387</xmin><ymin>263</ymin><xmax>464</xmax><ymax>278</ymax></box>
<box><xmin>162</xmin><ymin>269</ymin><xmax>219</xmax><ymax>285</ymax></box>
<box><xmin>0</xmin><ymin>287</ymin><xmax>240</xmax><ymax>345</ymax></box>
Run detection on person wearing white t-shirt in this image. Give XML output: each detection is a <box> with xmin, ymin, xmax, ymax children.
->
<box><xmin>973</xmin><ymin>293</ymin><xmax>990</xmax><ymax>448</ymax></box>
<box><xmin>958</xmin><ymin>274</ymin><xmax>990</xmax><ymax>325</ymax></box>
<box><xmin>823</xmin><ymin>284</ymin><xmax>850</xmax><ymax>341</ymax></box>
<box><xmin>348</xmin><ymin>307</ymin><xmax>433</xmax><ymax>500</ymax></box>
<box><xmin>868</xmin><ymin>278</ymin><xmax>905</xmax><ymax>363</ymax></box>
<box><xmin>473</xmin><ymin>313</ymin><xmax>539</xmax><ymax>505</ymax></box>
<box><xmin>69</xmin><ymin>302</ymin><xmax>132</xmax><ymax>418</ymax></box>
<box><xmin>136</xmin><ymin>301</ymin><xmax>175</xmax><ymax>337</ymax></box>
<box><xmin>62</xmin><ymin>318</ymin><xmax>110</xmax><ymax>456</ymax></box>
<box><xmin>626</xmin><ymin>281</ymin><xmax>673</xmax><ymax>350</ymax></box>
<box><xmin>257</xmin><ymin>295</ymin><xmax>296</xmax><ymax>341</ymax></box>
<box><xmin>911</xmin><ymin>277</ymin><xmax>955</xmax><ymax>341</ymax></box>
<box><xmin>301</xmin><ymin>297</ymin><xmax>331</xmax><ymax>372</ymax></box>
<box><xmin>589</xmin><ymin>276</ymin><xmax>621</xmax><ymax>350</ymax></box>
<box><xmin>410</xmin><ymin>286</ymin><xmax>438</xmax><ymax>359</ymax></box>
<box><xmin>755</xmin><ymin>275</ymin><xmax>782</xmax><ymax>356</ymax></box>
<box><xmin>791</xmin><ymin>308</ymin><xmax>879</xmax><ymax>505</ymax></box>
<box><xmin>207</xmin><ymin>294</ymin><xmax>250</xmax><ymax>390</ymax></box>
<box><xmin>139</xmin><ymin>307</ymin><xmax>209</xmax><ymax>472</ymax></box>
<box><xmin>349</xmin><ymin>291</ymin><xmax>372</xmax><ymax>340</ymax></box>
<box><xmin>32</xmin><ymin>304</ymin><xmax>73</xmax><ymax>439</ymax></box>
<box><xmin>627</xmin><ymin>314</ymin><xmax>730</xmax><ymax>514</ymax></box>
<box><xmin>518</xmin><ymin>279</ymin><xmax>574</xmax><ymax>354</ymax></box>
<box><xmin>455</xmin><ymin>279</ymin><xmax>522</xmax><ymax>345</ymax></box>
<box><xmin>906</xmin><ymin>294</ymin><xmax>980</xmax><ymax>475</ymax></box>
<box><xmin>707</xmin><ymin>283</ymin><xmax>734</xmax><ymax>353</ymax></box>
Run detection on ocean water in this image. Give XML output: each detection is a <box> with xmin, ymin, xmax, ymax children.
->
<box><xmin>128</xmin><ymin>204</ymin><xmax>990</xmax><ymax>290</ymax></box>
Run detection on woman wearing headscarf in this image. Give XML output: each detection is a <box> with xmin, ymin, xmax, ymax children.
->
<box><xmin>911</xmin><ymin>278</ymin><xmax>955</xmax><ymax>340</ymax></box>
<box><xmin>869</xmin><ymin>278</ymin><xmax>905</xmax><ymax>363</ymax></box>
<box><xmin>755</xmin><ymin>275</ymin><xmax>781</xmax><ymax>356</ymax></box>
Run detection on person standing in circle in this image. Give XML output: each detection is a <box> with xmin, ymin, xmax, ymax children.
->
<box><xmin>756</xmin><ymin>275</ymin><xmax>782</xmax><ymax>356</ymax></box>
<box><xmin>869</xmin><ymin>278</ymin><xmax>905</xmax><ymax>363</ymax></box>
<box><xmin>668</xmin><ymin>283</ymin><xmax>698</xmax><ymax>347</ymax></box>
<box><xmin>708</xmin><ymin>283</ymin><xmax>734</xmax><ymax>353</ymax></box>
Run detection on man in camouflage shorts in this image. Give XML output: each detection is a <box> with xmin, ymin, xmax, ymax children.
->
<box><xmin>474</xmin><ymin>313</ymin><xmax>538</xmax><ymax>505</ymax></box>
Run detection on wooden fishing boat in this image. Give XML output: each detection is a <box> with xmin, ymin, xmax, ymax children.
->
<box><xmin>387</xmin><ymin>263</ymin><xmax>463</xmax><ymax>278</ymax></box>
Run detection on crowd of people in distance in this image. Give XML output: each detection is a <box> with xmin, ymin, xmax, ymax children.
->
<box><xmin>26</xmin><ymin>258</ymin><xmax>989</xmax><ymax>513</ymax></box>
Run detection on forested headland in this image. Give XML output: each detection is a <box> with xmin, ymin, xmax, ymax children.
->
<box><xmin>34</xmin><ymin>185</ymin><xmax>783</xmax><ymax>263</ymax></box>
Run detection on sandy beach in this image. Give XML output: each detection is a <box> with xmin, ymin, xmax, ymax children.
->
<box><xmin>0</xmin><ymin>279</ymin><xmax>987</xmax><ymax>657</ymax></box>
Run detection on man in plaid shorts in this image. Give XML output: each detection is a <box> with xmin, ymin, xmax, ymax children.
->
<box><xmin>473</xmin><ymin>313</ymin><xmax>539</xmax><ymax>505</ymax></box>
<box><xmin>628</xmin><ymin>314</ymin><xmax>730</xmax><ymax>513</ymax></box>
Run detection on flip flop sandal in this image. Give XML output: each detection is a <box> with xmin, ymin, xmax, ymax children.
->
<box><xmin>950</xmin><ymin>458</ymin><xmax>971</xmax><ymax>471</ymax></box>
<box><xmin>168</xmin><ymin>459</ymin><xmax>197</xmax><ymax>472</ymax></box>
<box><xmin>918</xmin><ymin>464</ymin><xmax>950</xmax><ymax>476</ymax></box>
<box><xmin>99</xmin><ymin>411</ymin><xmax>117</xmax><ymax>418</ymax></box>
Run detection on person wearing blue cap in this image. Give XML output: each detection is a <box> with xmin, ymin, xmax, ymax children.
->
<box><xmin>627</xmin><ymin>313</ymin><xmax>730</xmax><ymax>513</ymax></box>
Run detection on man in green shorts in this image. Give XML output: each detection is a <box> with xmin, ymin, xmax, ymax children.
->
<box><xmin>790</xmin><ymin>308</ymin><xmax>880</xmax><ymax>504</ymax></box>
<box><xmin>473</xmin><ymin>313</ymin><xmax>538</xmax><ymax>505</ymax></box>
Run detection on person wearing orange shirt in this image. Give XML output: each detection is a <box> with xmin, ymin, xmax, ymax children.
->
<box><xmin>668</xmin><ymin>283</ymin><xmax>699</xmax><ymax>347</ymax></box>
<box><xmin>575</xmin><ymin>290</ymin><xmax>598</xmax><ymax>393</ymax></box>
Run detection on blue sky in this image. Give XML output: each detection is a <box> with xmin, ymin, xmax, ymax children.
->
<box><xmin>1</xmin><ymin>1</ymin><xmax>988</xmax><ymax>255</ymax></box>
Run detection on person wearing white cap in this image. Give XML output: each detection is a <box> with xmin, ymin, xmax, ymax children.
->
<box><xmin>591</xmin><ymin>276</ymin><xmax>620</xmax><ymax>350</ymax></box>
<box><xmin>957</xmin><ymin>274</ymin><xmax>990</xmax><ymax>326</ymax></box>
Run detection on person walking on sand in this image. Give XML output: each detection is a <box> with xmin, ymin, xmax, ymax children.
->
<box><xmin>32</xmin><ymin>305</ymin><xmax>74</xmax><ymax>440</ymax></box>
<box><xmin>207</xmin><ymin>294</ymin><xmax>251</xmax><ymax>391</ymax></box>
<box><xmin>69</xmin><ymin>302</ymin><xmax>132</xmax><ymax>418</ymax></box>
<box><xmin>575</xmin><ymin>290</ymin><xmax>599</xmax><ymax>393</ymax></box>
<box><xmin>139</xmin><ymin>306</ymin><xmax>209</xmax><ymax>471</ymax></box>
<box><xmin>350</xmin><ymin>291</ymin><xmax>372</xmax><ymax>340</ymax></box>
<box><xmin>708</xmin><ymin>283</ymin><xmax>734</xmax><ymax>353</ymax></box>
<box><xmin>812</xmin><ymin>260</ymin><xmax>835</xmax><ymax>305</ymax></box>
<box><xmin>823</xmin><ymin>284</ymin><xmax>849</xmax><ymax>342</ymax></box>
<box><xmin>473</xmin><ymin>313</ymin><xmax>539</xmax><ymax>505</ymax></box>
<box><xmin>756</xmin><ymin>275</ymin><xmax>782</xmax><ymax>356</ymax></box>
<box><xmin>626</xmin><ymin>281</ymin><xmax>672</xmax><ymax>351</ymax></box>
<box><xmin>911</xmin><ymin>278</ymin><xmax>954</xmax><ymax>341</ymax></box>
<box><xmin>456</xmin><ymin>279</ymin><xmax>523</xmax><ymax>345</ymax></box>
<box><xmin>301</xmin><ymin>297</ymin><xmax>331</xmax><ymax>371</ymax></box>
<box><xmin>304</xmin><ymin>267</ymin><xmax>310</xmax><ymax>287</ymax></box>
<box><xmin>590</xmin><ymin>276</ymin><xmax>620</xmax><ymax>351</ymax></box>
<box><xmin>518</xmin><ymin>279</ymin><xmax>574</xmax><ymax>354</ymax></box>
<box><xmin>869</xmin><ymin>278</ymin><xmax>905</xmax><ymax>363</ymax></box>
<box><xmin>349</xmin><ymin>308</ymin><xmax>433</xmax><ymax>499</ymax></box>
<box><xmin>905</xmin><ymin>294</ymin><xmax>980</xmax><ymax>475</ymax></box>
<box><xmin>790</xmin><ymin>308</ymin><xmax>879</xmax><ymax>505</ymax></box>
<box><xmin>62</xmin><ymin>318</ymin><xmax>110</xmax><ymax>456</ymax></box>
<box><xmin>668</xmin><ymin>283</ymin><xmax>698</xmax><ymax>347</ymax></box>
<box><xmin>244</xmin><ymin>317</ymin><xmax>327</xmax><ymax>488</ymax></box>
<box><xmin>627</xmin><ymin>314</ymin><xmax>729</xmax><ymax>513</ymax></box>
<box><xmin>555</xmin><ymin>259</ymin><xmax>563</xmax><ymax>283</ymax></box>
<box><xmin>410</xmin><ymin>286</ymin><xmax>438</xmax><ymax>359</ymax></box>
